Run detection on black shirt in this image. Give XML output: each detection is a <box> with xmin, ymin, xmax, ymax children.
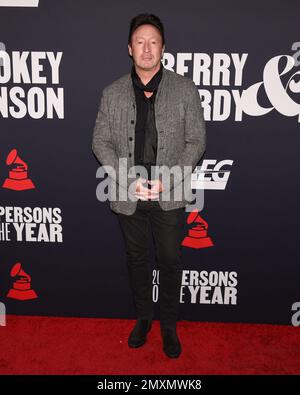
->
<box><xmin>131</xmin><ymin>63</ymin><xmax>163</xmax><ymax>180</ymax></box>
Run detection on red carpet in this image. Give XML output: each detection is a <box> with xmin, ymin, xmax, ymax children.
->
<box><xmin>0</xmin><ymin>315</ymin><xmax>299</xmax><ymax>375</ymax></box>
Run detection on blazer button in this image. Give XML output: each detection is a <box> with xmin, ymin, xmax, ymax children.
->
<box><xmin>131</xmin><ymin>120</ymin><xmax>135</xmax><ymax>124</ymax></box>
<box><xmin>129</xmin><ymin>137</ymin><xmax>133</xmax><ymax>141</ymax></box>
<box><xmin>129</xmin><ymin>153</ymin><xmax>132</xmax><ymax>157</ymax></box>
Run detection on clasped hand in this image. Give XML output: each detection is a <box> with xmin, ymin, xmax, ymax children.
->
<box><xmin>134</xmin><ymin>178</ymin><xmax>164</xmax><ymax>200</ymax></box>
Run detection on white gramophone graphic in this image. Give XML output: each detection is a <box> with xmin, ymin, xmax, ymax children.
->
<box><xmin>181</xmin><ymin>209</ymin><xmax>214</xmax><ymax>249</ymax></box>
<box><xmin>7</xmin><ymin>262</ymin><xmax>38</xmax><ymax>301</ymax></box>
<box><xmin>2</xmin><ymin>148</ymin><xmax>35</xmax><ymax>191</ymax></box>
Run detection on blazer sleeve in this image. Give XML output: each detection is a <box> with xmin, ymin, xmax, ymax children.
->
<box><xmin>92</xmin><ymin>88</ymin><xmax>136</xmax><ymax>194</ymax></box>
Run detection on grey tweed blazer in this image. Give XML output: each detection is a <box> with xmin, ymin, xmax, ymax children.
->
<box><xmin>92</xmin><ymin>66</ymin><xmax>206</xmax><ymax>215</ymax></box>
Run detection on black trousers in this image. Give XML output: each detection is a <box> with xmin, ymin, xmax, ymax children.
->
<box><xmin>117</xmin><ymin>200</ymin><xmax>185</xmax><ymax>328</ymax></box>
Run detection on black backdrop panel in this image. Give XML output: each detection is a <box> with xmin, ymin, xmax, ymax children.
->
<box><xmin>0</xmin><ymin>0</ymin><xmax>299</xmax><ymax>325</ymax></box>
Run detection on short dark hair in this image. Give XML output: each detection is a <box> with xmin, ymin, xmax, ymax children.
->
<box><xmin>128</xmin><ymin>13</ymin><xmax>165</xmax><ymax>46</ymax></box>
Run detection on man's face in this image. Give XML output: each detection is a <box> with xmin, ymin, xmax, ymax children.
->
<box><xmin>128</xmin><ymin>24</ymin><xmax>165</xmax><ymax>72</ymax></box>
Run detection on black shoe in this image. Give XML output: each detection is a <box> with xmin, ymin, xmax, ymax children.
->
<box><xmin>128</xmin><ymin>319</ymin><xmax>152</xmax><ymax>348</ymax></box>
<box><xmin>161</xmin><ymin>327</ymin><xmax>181</xmax><ymax>358</ymax></box>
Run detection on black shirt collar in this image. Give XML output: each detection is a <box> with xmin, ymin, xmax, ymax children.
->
<box><xmin>131</xmin><ymin>62</ymin><xmax>163</xmax><ymax>93</ymax></box>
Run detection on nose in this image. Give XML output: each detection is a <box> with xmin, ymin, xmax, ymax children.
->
<box><xmin>143</xmin><ymin>42</ymin><xmax>150</xmax><ymax>52</ymax></box>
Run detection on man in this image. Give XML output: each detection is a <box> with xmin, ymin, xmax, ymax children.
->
<box><xmin>92</xmin><ymin>14</ymin><xmax>206</xmax><ymax>358</ymax></box>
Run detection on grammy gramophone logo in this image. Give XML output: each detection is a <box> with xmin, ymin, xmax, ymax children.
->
<box><xmin>7</xmin><ymin>262</ymin><xmax>38</xmax><ymax>301</ymax></box>
<box><xmin>2</xmin><ymin>148</ymin><xmax>35</xmax><ymax>191</ymax></box>
<box><xmin>182</xmin><ymin>209</ymin><xmax>214</xmax><ymax>249</ymax></box>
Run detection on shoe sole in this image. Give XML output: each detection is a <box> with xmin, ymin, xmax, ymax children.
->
<box><xmin>128</xmin><ymin>339</ymin><xmax>146</xmax><ymax>348</ymax></box>
<box><xmin>128</xmin><ymin>324</ymin><xmax>152</xmax><ymax>348</ymax></box>
<box><xmin>163</xmin><ymin>348</ymin><xmax>181</xmax><ymax>358</ymax></box>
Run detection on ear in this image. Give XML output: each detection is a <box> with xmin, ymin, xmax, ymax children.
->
<box><xmin>128</xmin><ymin>44</ymin><xmax>132</xmax><ymax>57</ymax></box>
<box><xmin>161</xmin><ymin>44</ymin><xmax>165</xmax><ymax>58</ymax></box>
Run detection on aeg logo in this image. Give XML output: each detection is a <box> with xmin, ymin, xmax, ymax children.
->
<box><xmin>191</xmin><ymin>159</ymin><xmax>233</xmax><ymax>190</ymax></box>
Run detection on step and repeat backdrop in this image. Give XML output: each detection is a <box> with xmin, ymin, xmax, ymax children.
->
<box><xmin>0</xmin><ymin>0</ymin><xmax>299</xmax><ymax>325</ymax></box>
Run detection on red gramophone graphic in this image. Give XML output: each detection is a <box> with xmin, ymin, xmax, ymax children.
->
<box><xmin>7</xmin><ymin>262</ymin><xmax>38</xmax><ymax>301</ymax></box>
<box><xmin>2</xmin><ymin>149</ymin><xmax>35</xmax><ymax>191</ymax></box>
<box><xmin>181</xmin><ymin>209</ymin><xmax>214</xmax><ymax>249</ymax></box>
